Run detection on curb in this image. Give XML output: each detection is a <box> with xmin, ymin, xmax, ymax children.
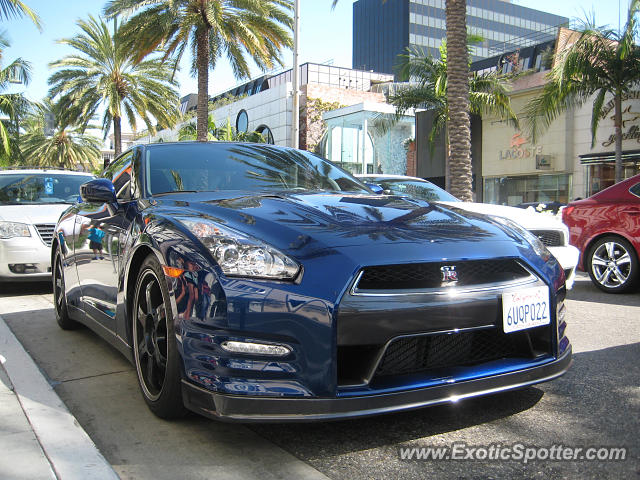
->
<box><xmin>0</xmin><ymin>314</ymin><xmax>119</xmax><ymax>480</ymax></box>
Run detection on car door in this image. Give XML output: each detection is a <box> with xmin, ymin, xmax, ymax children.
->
<box><xmin>75</xmin><ymin>151</ymin><xmax>136</xmax><ymax>332</ymax></box>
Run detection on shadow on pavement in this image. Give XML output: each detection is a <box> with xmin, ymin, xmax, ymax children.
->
<box><xmin>248</xmin><ymin>388</ymin><xmax>545</xmax><ymax>458</ymax></box>
<box><xmin>567</xmin><ymin>275</ymin><xmax>640</xmax><ymax>307</ymax></box>
<box><xmin>0</xmin><ymin>281</ymin><xmax>52</xmax><ymax>297</ymax></box>
<box><xmin>249</xmin><ymin>343</ymin><xmax>639</xmax><ymax>477</ymax></box>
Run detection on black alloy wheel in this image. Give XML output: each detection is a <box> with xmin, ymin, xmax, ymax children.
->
<box><xmin>132</xmin><ymin>255</ymin><xmax>186</xmax><ymax>418</ymax></box>
<box><xmin>53</xmin><ymin>252</ymin><xmax>79</xmax><ymax>330</ymax></box>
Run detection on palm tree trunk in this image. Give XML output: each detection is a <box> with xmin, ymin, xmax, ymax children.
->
<box><xmin>113</xmin><ymin>116</ymin><xmax>122</xmax><ymax>157</ymax></box>
<box><xmin>196</xmin><ymin>27</ymin><xmax>210</xmax><ymax>143</ymax></box>
<box><xmin>445</xmin><ymin>127</ymin><xmax>451</xmax><ymax>191</ymax></box>
<box><xmin>445</xmin><ymin>0</ymin><xmax>473</xmax><ymax>201</ymax></box>
<box><xmin>614</xmin><ymin>91</ymin><xmax>623</xmax><ymax>184</ymax></box>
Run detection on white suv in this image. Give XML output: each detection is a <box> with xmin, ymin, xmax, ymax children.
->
<box><xmin>0</xmin><ymin>168</ymin><xmax>95</xmax><ymax>281</ymax></box>
<box><xmin>358</xmin><ymin>174</ymin><xmax>580</xmax><ymax>289</ymax></box>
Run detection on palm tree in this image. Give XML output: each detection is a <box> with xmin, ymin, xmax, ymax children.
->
<box><xmin>21</xmin><ymin>100</ymin><xmax>102</xmax><ymax>170</ymax></box>
<box><xmin>48</xmin><ymin>16</ymin><xmax>181</xmax><ymax>156</ymax></box>
<box><xmin>0</xmin><ymin>0</ymin><xmax>40</xmax><ymax>28</ymax></box>
<box><xmin>444</xmin><ymin>0</ymin><xmax>472</xmax><ymax>201</ymax></box>
<box><xmin>0</xmin><ymin>31</ymin><xmax>31</xmax><ymax>163</ymax></box>
<box><xmin>178</xmin><ymin>116</ymin><xmax>265</xmax><ymax>142</ymax></box>
<box><xmin>525</xmin><ymin>1</ymin><xmax>640</xmax><ymax>184</ymax></box>
<box><xmin>389</xmin><ymin>42</ymin><xmax>518</xmax><ymax>189</ymax></box>
<box><xmin>104</xmin><ymin>0</ymin><xmax>293</xmax><ymax>143</ymax></box>
<box><xmin>331</xmin><ymin>0</ymin><xmax>474</xmax><ymax>199</ymax></box>
<box><xmin>0</xmin><ymin>93</ymin><xmax>31</xmax><ymax>165</ymax></box>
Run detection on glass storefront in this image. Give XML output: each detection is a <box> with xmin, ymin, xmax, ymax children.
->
<box><xmin>323</xmin><ymin>125</ymin><xmax>375</xmax><ymax>174</ymax></box>
<box><xmin>586</xmin><ymin>162</ymin><xmax>640</xmax><ymax>196</ymax></box>
<box><xmin>483</xmin><ymin>173</ymin><xmax>572</xmax><ymax>205</ymax></box>
<box><xmin>320</xmin><ymin>108</ymin><xmax>415</xmax><ymax>176</ymax></box>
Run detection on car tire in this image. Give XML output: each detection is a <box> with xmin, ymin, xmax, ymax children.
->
<box><xmin>587</xmin><ymin>236</ymin><xmax>639</xmax><ymax>293</ymax></box>
<box><xmin>53</xmin><ymin>251</ymin><xmax>80</xmax><ymax>330</ymax></box>
<box><xmin>132</xmin><ymin>255</ymin><xmax>187</xmax><ymax>419</ymax></box>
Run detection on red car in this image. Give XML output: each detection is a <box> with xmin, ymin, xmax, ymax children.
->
<box><xmin>563</xmin><ymin>174</ymin><xmax>640</xmax><ymax>293</ymax></box>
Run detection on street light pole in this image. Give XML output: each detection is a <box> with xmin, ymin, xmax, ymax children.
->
<box><xmin>291</xmin><ymin>0</ymin><xmax>300</xmax><ymax>149</ymax></box>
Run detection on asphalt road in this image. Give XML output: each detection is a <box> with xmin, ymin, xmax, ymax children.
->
<box><xmin>1</xmin><ymin>273</ymin><xmax>638</xmax><ymax>480</ymax></box>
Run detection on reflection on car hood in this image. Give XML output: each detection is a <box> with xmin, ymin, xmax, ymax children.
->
<box><xmin>0</xmin><ymin>204</ymin><xmax>69</xmax><ymax>224</ymax></box>
<box><xmin>439</xmin><ymin>201</ymin><xmax>565</xmax><ymax>231</ymax></box>
<box><xmin>152</xmin><ymin>191</ymin><xmax>535</xmax><ymax>262</ymax></box>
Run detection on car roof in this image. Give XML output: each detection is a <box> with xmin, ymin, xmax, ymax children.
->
<box><xmin>139</xmin><ymin>141</ymin><xmax>289</xmax><ymax>149</ymax></box>
<box><xmin>355</xmin><ymin>174</ymin><xmax>427</xmax><ymax>182</ymax></box>
<box><xmin>0</xmin><ymin>168</ymin><xmax>94</xmax><ymax>176</ymax></box>
<box><xmin>590</xmin><ymin>173</ymin><xmax>640</xmax><ymax>201</ymax></box>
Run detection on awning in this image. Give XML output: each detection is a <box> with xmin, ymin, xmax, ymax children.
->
<box><xmin>579</xmin><ymin>149</ymin><xmax>640</xmax><ymax>164</ymax></box>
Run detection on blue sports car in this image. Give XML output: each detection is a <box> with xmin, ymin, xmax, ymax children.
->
<box><xmin>52</xmin><ymin>142</ymin><xmax>571</xmax><ymax>421</ymax></box>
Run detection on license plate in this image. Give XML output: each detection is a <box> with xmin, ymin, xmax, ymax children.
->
<box><xmin>502</xmin><ymin>286</ymin><xmax>550</xmax><ymax>333</ymax></box>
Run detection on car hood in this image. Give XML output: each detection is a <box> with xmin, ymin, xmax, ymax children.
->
<box><xmin>439</xmin><ymin>201</ymin><xmax>565</xmax><ymax>231</ymax></box>
<box><xmin>0</xmin><ymin>204</ymin><xmax>70</xmax><ymax>224</ymax></box>
<box><xmin>150</xmin><ymin>191</ymin><xmax>539</xmax><ymax>264</ymax></box>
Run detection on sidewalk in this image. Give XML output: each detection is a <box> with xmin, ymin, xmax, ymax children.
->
<box><xmin>0</xmin><ymin>315</ymin><xmax>119</xmax><ymax>480</ymax></box>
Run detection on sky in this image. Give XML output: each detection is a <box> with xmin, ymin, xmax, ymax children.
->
<box><xmin>0</xmin><ymin>0</ymin><xmax>630</xmax><ymax>129</ymax></box>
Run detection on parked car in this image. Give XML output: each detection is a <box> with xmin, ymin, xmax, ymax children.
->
<box><xmin>358</xmin><ymin>175</ymin><xmax>579</xmax><ymax>289</ymax></box>
<box><xmin>516</xmin><ymin>201</ymin><xmax>566</xmax><ymax>216</ymax></box>
<box><xmin>52</xmin><ymin>143</ymin><xmax>571</xmax><ymax>421</ymax></box>
<box><xmin>562</xmin><ymin>174</ymin><xmax>640</xmax><ymax>293</ymax></box>
<box><xmin>0</xmin><ymin>168</ymin><xmax>95</xmax><ymax>281</ymax></box>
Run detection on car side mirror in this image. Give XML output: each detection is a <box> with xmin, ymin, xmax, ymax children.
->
<box><xmin>365</xmin><ymin>183</ymin><xmax>384</xmax><ymax>194</ymax></box>
<box><xmin>80</xmin><ymin>178</ymin><xmax>117</xmax><ymax>204</ymax></box>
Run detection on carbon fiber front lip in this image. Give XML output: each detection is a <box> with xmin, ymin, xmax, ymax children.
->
<box><xmin>181</xmin><ymin>346</ymin><xmax>572</xmax><ymax>423</ymax></box>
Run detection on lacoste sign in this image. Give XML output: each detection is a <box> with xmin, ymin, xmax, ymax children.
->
<box><xmin>499</xmin><ymin>132</ymin><xmax>543</xmax><ymax>161</ymax></box>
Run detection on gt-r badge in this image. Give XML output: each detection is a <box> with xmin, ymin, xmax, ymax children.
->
<box><xmin>440</xmin><ymin>265</ymin><xmax>458</xmax><ymax>285</ymax></box>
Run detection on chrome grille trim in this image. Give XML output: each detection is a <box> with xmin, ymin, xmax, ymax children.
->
<box><xmin>34</xmin><ymin>224</ymin><xmax>55</xmax><ymax>246</ymax></box>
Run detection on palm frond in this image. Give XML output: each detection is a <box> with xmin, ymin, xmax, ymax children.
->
<box><xmin>0</xmin><ymin>0</ymin><xmax>41</xmax><ymax>30</ymax></box>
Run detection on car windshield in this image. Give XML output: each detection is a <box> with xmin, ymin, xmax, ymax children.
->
<box><xmin>145</xmin><ymin>143</ymin><xmax>369</xmax><ymax>195</ymax></box>
<box><xmin>371</xmin><ymin>178</ymin><xmax>460</xmax><ymax>203</ymax></box>
<box><xmin>0</xmin><ymin>173</ymin><xmax>94</xmax><ymax>205</ymax></box>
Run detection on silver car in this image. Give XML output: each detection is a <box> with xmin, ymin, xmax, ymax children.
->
<box><xmin>0</xmin><ymin>168</ymin><xmax>95</xmax><ymax>281</ymax></box>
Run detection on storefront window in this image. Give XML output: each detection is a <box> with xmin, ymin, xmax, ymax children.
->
<box><xmin>321</xmin><ymin>125</ymin><xmax>375</xmax><ymax>175</ymax></box>
<box><xmin>587</xmin><ymin>162</ymin><xmax>640</xmax><ymax>196</ymax></box>
<box><xmin>483</xmin><ymin>174</ymin><xmax>572</xmax><ymax>205</ymax></box>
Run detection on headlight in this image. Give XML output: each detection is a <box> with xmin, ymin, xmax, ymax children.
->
<box><xmin>177</xmin><ymin>217</ymin><xmax>300</xmax><ymax>280</ymax></box>
<box><xmin>489</xmin><ymin>215</ymin><xmax>550</xmax><ymax>259</ymax></box>
<box><xmin>0</xmin><ymin>221</ymin><xmax>31</xmax><ymax>239</ymax></box>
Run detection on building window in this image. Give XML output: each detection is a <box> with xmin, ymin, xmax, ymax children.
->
<box><xmin>236</xmin><ymin>109</ymin><xmax>248</xmax><ymax>133</ymax></box>
<box><xmin>320</xmin><ymin>125</ymin><xmax>375</xmax><ymax>175</ymax></box>
<box><xmin>256</xmin><ymin>125</ymin><xmax>274</xmax><ymax>144</ymax></box>
<box><xmin>483</xmin><ymin>174</ymin><xmax>572</xmax><ymax>205</ymax></box>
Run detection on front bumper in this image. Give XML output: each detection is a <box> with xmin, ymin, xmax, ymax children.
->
<box><xmin>0</xmin><ymin>235</ymin><xmax>52</xmax><ymax>280</ymax></box>
<box><xmin>181</xmin><ymin>346</ymin><xmax>572</xmax><ymax>422</ymax></box>
<box><xmin>548</xmin><ymin>245</ymin><xmax>579</xmax><ymax>289</ymax></box>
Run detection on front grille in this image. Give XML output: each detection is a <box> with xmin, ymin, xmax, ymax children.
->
<box><xmin>374</xmin><ymin>328</ymin><xmax>536</xmax><ymax>378</ymax></box>
<box><xmin>356</xmin><ymin>259</ymin><xmax>530</xmax><ymax>291</ymax></box>
<box><xmin>529</xmin><ymin>229</ymin><xmax>564</xmax><ymax>247</ymax></box>
<box><xmin>35</xmin><ymin>224</ymin><xmax>55</xmax><ymax>246</ymax></box>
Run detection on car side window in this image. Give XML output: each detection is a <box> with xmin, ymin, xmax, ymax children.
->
<box><xmin>630</xmin><ymin>182</ymin><xmax>640</xmax><ymax>199</ymax></box>
<box><xmin>103</xmin><ymin>152</ymin><xmax>133</xmax><ymax>201</ymax></box>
